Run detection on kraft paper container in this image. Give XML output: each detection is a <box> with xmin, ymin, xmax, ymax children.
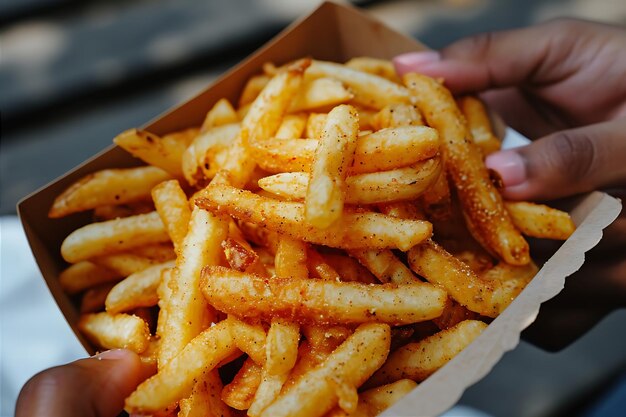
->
<box><xmin>17</xmin><ymin>2</ymin><xmax>622</xmax><ymax>415</ymax></box>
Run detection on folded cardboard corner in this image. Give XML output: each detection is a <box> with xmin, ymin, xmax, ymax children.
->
<box><xmin>17</xmin><ymin>1</ymin><xmax>622</xmax><ymax>416</ymax></box>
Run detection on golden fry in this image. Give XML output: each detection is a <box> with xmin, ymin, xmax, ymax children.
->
<box><xmin>59</xmin><ymin>261</ymin><xmax>121</xmax><ymax>294</ymax></box>
<box><xmin>505</xmin><ymin>201</ymin><xmax>575</xmax><ymax>240</ymax></box>
<box><xmin>201</xmin><ymin>98</ymin><xmax>238</xmax><ymax>132</ymax></box>
<box><xmin>78</xmin><ymin>312</ymin><xmax>150</xmax><ymax>353</ymax></box>
<box><xmin>222</xmin><ymin>358</ymin><xmax>263</xmax><ymax>410</ymax></box>
<box><xmin>458</xmin><ymin>96</ymin><xmax>501</xmax><ymax>156</ymax></box>
<box><xmin>151</xmin><ymin>180</ymin><xmax>191</xmax><ymax>253</ymax></box>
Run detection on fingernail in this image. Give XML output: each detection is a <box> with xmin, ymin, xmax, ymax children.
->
<box><xmin>95</xmin><ymin>349</ymin><xmax>131</xmax><ymax>361</ymax></box>
<box><xmin>393</xmin><ymin>51</ymin><xmax>441</xmax><ymax>72</ymax></box>
<box><xmin>485</xmin><ymin>150</ymin><xmax>527</xmax><ymax>187</ymax></box>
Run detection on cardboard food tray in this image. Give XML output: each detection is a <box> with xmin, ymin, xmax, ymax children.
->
<box><xmin>17</xmin><ymin>2</ymin><xmax>622</xmax><ymax>416</ymax></box>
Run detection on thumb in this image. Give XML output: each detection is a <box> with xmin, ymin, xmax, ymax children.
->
<box><xmin>485</xmin><ymin>119</ymin><xmax>626</xmax><ymax>200</ymax></box>
<box><xmin>16</xmin><ymin>349</ymin><xmax>151</xmax><ymax>417</ymax></box>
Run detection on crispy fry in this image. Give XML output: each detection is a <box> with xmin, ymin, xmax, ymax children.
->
<box><xmin>201</xmin><ymin>98</ymin><xmax>238</xmax><ymax>132</ymax></box>
<box><xmin>227</xmin><ymin>316</ymin><xmax>268</xmax><ymax>365</ymax></box>
<box><xmin>349</xmin><ymin>249</ymin><xmax>417</xmax><ymax>284</ymax></box>
<box><xmin>305</xmin><ymin>104</ymin><xmax>359</xmax><ymax>228</ymax></box>
<box><xmin>290</xmin><ymin>77</ymin><xmax>354</xmax><ymax>112</ymax></box>
<box><xmin>152</xmin><ymin>180</ymin><xmax>191</xmax><ymax>253</ymax></box>
<box><xmin>126</xmin><ymin>320</ymin><xmax>239</xmax><ymax>414</ymax></box>
<box><xmin>49</xmin><ymin>166</ymin><xmax>171</xmax><ymax>218</ymax></box>
<box><xmin>432</xmin><ymin>298</ymin><xmax>481</xmax><ymax>330</ymax></box>
<box><xmin>321</xmin><ymin>252</ymin><xmax>377</xmax><ymax>284</ymax></box>
<box><xmin>91</xmin><ymin>253</ymin><xmax>160</xmax><ymax>276</ymax></box>
<box><xmin>78</xmin><ymin>312</ymin><xmax>150</xmax><ymax>353</ymax></box>
<box><xmin>259</xmin><ymin>323</ymin><xmax>391</xmax><ymax>417</ymax></box>
<box><xmin>307</xmin><ymin>60</ymin><xmax>410</xmax><ymax>109</ymax></box>
<box><xmin>221</xmin><ymin>59</ymin><xmax>310</xmax><ymax>187</ymax></box>
<box><xmin>275</xmin><ymin>113</ymin><xmax>308</xmax><ymax>139</ymax></box>
<box><xmin>158</xmin><ymin>206</ymin><xmax>228</xmax><ymax>366</ymax></box>
<box><xmin>222</xmin><ymin>358</ymin><xmax>263</xmax><ymax>410</ymax></box>
<box><xmin>222</xmin><ymin>238</ymin><xmax>268</xmax><ymax>276</ymax></box>
<box><xmin>61</xmin><ymin>211</ymin><xmax>169</xmax><ymax>263</ymax></box>
<box><xmin>105</xmin><ymin>261</ymin><xmax>175</xmax><ymax>314</ymax></box>
<box><xmin>201</xmin><ymin>267</ymin><xmax>446</xmax><ymax>326</ymax></box>
<box><xmin>114</xmin><ymin>129</ymin><xmax>194</xmax><ymax>178</ymax></box>
<box><xmin>367</xmin><ymin>320</ymin><xmax>487</xmax><ymax>386</ymax></box>
<box><xmin>344</xmin><ymin>57</ymin><xmax>401</xmax><ymax>83</ymax></box>
<box><xmin>251</xmin><ymin>126</ymin><xmax>439</xmax><ymax>175</ymax></box>
<box><xmin>458</xmin><ymin>96</ymin><xmax>501</xmax><ymax>156</ymax></box>
<box><xmin>197</xmin><ymin>183</ymin><xmax>432</xmax><ymax>251</ymax></box>
<box><xmin>408</xmin><ymin>240</ymin><xmax>534</xmax><ymax>317</ymax></box>
<box><xmin>404</xmin><ymin>73</ymin><xmax>529</xmax><ymax>265</ymax></box>
<box><xmin>92</xmin><ymin>201</ymin><xmax>155</xmax><ymax>221</ymax></box>
<box><xmin>260</xmin><ymin>158</ymin><xmax>441</xmax><ymax>205</ymax></box>
<box><xmin>370</xmin><ymin>103</ymin><xmax>423</xmax><ymax>131</ymax></box>
<box><xmin>326</xmin><ymin>379</ymin><xmax>418</xmax><ymax>417</ymax></box>
<box><xmin>504</xmin><ymin>201</ymin><xmax>575</xmax><ymax>240</ymax></box>
<box><xmin>59</xmin><ymin>261</ymin><xmax>121</xmax><ymax>294</ymax></box>
<box><xmin>307</xmin><ymin>248</ymin><xmax>342</xmax><ymax>281</ymax></box>
<box><xmin>178</xmin><ymin>370</ymin><xmax>233</xmax><ymax>417</ymax></box>
<box><xmin>239</xmin><ymin>74</ymin><xmax>271</xmax><ymax>107</ymax></box>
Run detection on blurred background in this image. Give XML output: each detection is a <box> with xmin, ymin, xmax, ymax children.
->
<box><xmin>1</xmin><ymin>0</ymin><xmax>625</xmax><ymax>416</ymax></box>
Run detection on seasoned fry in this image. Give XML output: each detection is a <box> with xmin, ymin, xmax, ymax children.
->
<box><xmin>201</xmin><ymin>267</ymin><xmax>446</xmax><ymax>326</ymax></box>
<box><xmin>201</xmin><ymin>98</ymin><xmax>238</xmax><ymax>132</ymax></box>
<box><xmin>326</xmin><ymin>379</ymin><xmax>418</xmax><ymax>417</ymax></box>
<box><xmin>408</xmin><ymin>241</ymin><xmax>534</xmax><ymax>317</ymax></box>
<box><xmin>222</xmin><ymin>358</ymin><xmax>263</xmax><ymax>410</ymax></box>
<box><xmin>259</xmin><ymin>323</ymin><xmax>391</xmax><ymax>417</ymax></box>
<box><xmin>367</xmin><ymin>320</ymin><xmax>487</xmax><ymax>387</ymax></box>
<box><xmin>179</xmin><ymin>371</ymin><xmax>233</xmax><ymax>417</ymax></box>
<box><xmin>321</xmin><ymin>252</ymin><xmax>377</xmax><ymax>284</ymax></box>
<box><xmin>349</xmin><ymin>249</ymin><xmax>417</xmax><ymax>285</ymax></box>
<box><xmin>91</xmin><ymin>253</ymin><xmax>161</xmax><ymax>276</ymax></box>
<box><xmin>49</xmin><ymin>166</ymin><xmax>171</xmax><ymax>218</ymax></box>
<box><xmin>61</xmin><ymin>211</ymin><xmax>170</xmax><ymax>263</ymax></box>
<box><xmin>158</xmin><ymin>206</ymin><xmax>228</xmax><ymax>366</ymax></box>
<box><xmin>370</xmin><ymin>103</ymin><xmax>423</xmax><ymax>131</ymax></box>
<box><xmin>260</xmin><ymin>158</ymin><xmax>441</xmax><ymax>205</ymax></box>
<box><xmin>239</xmin><ymin>74</ymin><xmax>271</xmax><ymax>107</ymax></box>
<box><xmin>114</xmin><ymin>129</ymin><xmax>195</xmax><ymax>178</ymax></box>
<box><xmin>275</xmin><ymin>113</ymin><xmax>308</xmax><ymax>139</ymax></box>
<box><xmin>404</xmin><ymin>73</ymin><xmax>529</xmax><ymax>265</ymax></box>
<box><xmin>306</xmin><ymin>248</ymin><xmax>342</xmax><ymax>281</ymax></box>
<box><xmin>305</xmin><ymin>104</ymin><xmax>359</xmax><ymax>228</ymax></box>
<box><xmin>78</xmin><ymin>312</ymin><xmax>150</xmax><ymax>353</ymax></box>
<box><xmin>221</xmin><ymin>59</ymin><xmax>309</xmax><ymax>187</ymax></box>
<box><xmin>92</xmin><ymin>201</ymin><xmax>155</xmax><ymax>221</ymax></box>
<box><xmin>344</xmin><ymin>57</ymin><xmax>401</xmax><ymax>83</ymax></box>
<box><xmin>251</xmin><ymin>126</ymin><xmax>439</xmax><ymax>175</ymax></box>
<box><xmin>228</xmin><ymin>316</ymin><xmax>268</xmax><ymax>365</ymax></box>
<box><xmin>59</xmin><ymin>261</ymin><xmax>121</xmax><ymax>294</ymax></box>
<box><xmin>125</xmin><ymin>320</ymin><xmax>239</xmax><ymax>414</ymax></box>
<box><xmin>151</xmin><ymin>180</ymin><xmax>191</xmax><ymax>253</ymax></box>
<box><xmin>504</xmin><ymin>201</ymin><xmax>575</xmax><ymax>240</ymax></box>
<box><xmin>307</xmin><ymin>60</ymin><xmax>410</xmax><ymax>109</ymax></box>
<box><xmin>289</xmin><ymin>77</ymin><xmax>354</xmax><ymax>112</ymax></box>
<box><xmin>105</xmin><ymin>261</ymin><xmax>175</xmax><ymax>314</ymax></box>
<box><xmin>458</xmin><ymin>96</ymin><xmax>501</xmax><ymax>156</ymax></box>
<box><xmin>197</xmin><ymin>183</ymin><xmax>432</xmax><ymax>251</ymax></box>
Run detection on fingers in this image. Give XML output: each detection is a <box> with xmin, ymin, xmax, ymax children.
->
<box><xmin>485</xmin><ymin>119</ymin><xmax>626</xmax><ymax>200</ymax></box>
<box><xmin>16</xmin><ymin>349</ymin><xmax>151</xmax><ymax>417</ymax></box>
<box><xmin>393</xmin><ymin>19</ymin><xmax>592</xmax><ymax>94</ymax></box>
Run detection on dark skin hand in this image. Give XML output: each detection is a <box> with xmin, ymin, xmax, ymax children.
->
<box><xmin>395</xmin><ymin>18</ymin><xmax>626</xmax><ymax>350</ymax></box>
<box><xmin>16</xmin><ymin>349</ymin><xmax>153</xmax><ymax>417</ymax></box>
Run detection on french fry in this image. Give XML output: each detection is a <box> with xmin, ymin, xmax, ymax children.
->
<box><xmin>404</xmin><ymin>73</ymin><xmax>529</xmax><ymax>265</ymax></box>
<box><xmin>49</xmin><ymin>166</ymin><xmax>171</xmax><ymax>218</ymax></box>
<box><xmin>126</xmin><ymin>320</ymin><xmax>239</xmax><ymax>414</ymax></box>
<box><xmin>408</xmin><ymin>241</ymin><xmax>534</xmax><ymax>317</ymax></box>
<box><xmin>129</xmin><ymin>243</ymin><xmax>177</xmax><ymax>262</ymax></box>
<box><xmin>227</xmin><ymin>316</ymin><xmax>268</xmax><ymax>365</ymax></box>
<box><xmin>201</xmin><ymin>267</ymin><xmax>446</xmax><ymax>326</ymax></box>
<box><xmin>349</xmin><ymin>249</ymin><xmax>418</xmax><ymax>285</ymax></box>
<box><xmin>222</xmin><ymin>358</ymin><xmax>263</xmax><ymax>410</ymax></box>
<box><xmin>91</xmin><ymin>253</ymin><xmax>160</xmax><ymax>276</ymax></box>
<box><xmin>61</xmin><ymin>211</ymin><xmax>170</xmax><ymax>263</ymax></box>
<box><xmin>251</xmin><ymin>126</ymin><xmax>439</xmax><ymax>175</ymax></box>
<box><xmin>289</xmin><ymin>77</ymin><xmax>354</xmax><ymax>112</ymax></box>
<box><xmin>105</xmin><ymin>261</ymin><xmax>175</xmax><ymax>314</ymax></box>
<box><xmin>321</xmin><ymin>252</ymin><xmax>377</xmax><ymax>284</ymax></box>
<box><xmin>78</xmin><ymin>312</ymin><xmax>150</xmax><ymax>353</ymax></box>
<box><xmin>504</xmin><ymin>201</ymin><xmax>575</xmax><ymax>240</ymax></box>
<box><xmin>158</xmin><ymin>205</ymin><xmax>228</xmax><ymax>366</ymax></box>
<box><xmin>432</xmin><ymin>298</ymin><xmax>480</xmax><ymax>331</ymax></box>
<box><xmin>305</xmin><ymin>104</ymin><xmax>359</xmax><ymax>228</ymax></box>
<box><xmin>182</xmin><ymin>123</ymin><xmax>240</xmax><ymax>186</ymax></box>
<box><xmin>259</xmin><ymin>323</ymin><xmax>391</xmax><ymax>417</ymax></box>
<box><xmin>221</xmin><ymin>59</ymin><xmax>310</xmax><ymax>187</ymax></box>
<box><xmin>201</xmin><ymin>98</ymin><xmax>238</xmax><ymax>132</ymax></box>
<box><xmin>178</xmin><ymin>370</ymin><xmax>233</xmax><ymax>417</ymax></box>
<box><xmin>326</xmin><ymin>379</ymin><xmax>418</xmax><ymax>417</ymax></box>
<box><xmin>239</xmin><ymin>74</ymin><xmax>271</xmax><ymax>107</ymax></box>
<box><xmin>197</xmin><ymin>183</ymin><xmax>432</xmax><ymax>251</ymax></box>
<box><xmin>367</xmin><ymin>320</ymin><xmax>487</xmax><ymax>387</ymax></box>
<box><xmin>259</xmin><ymin>158</ymin><xmax>441</xmax><ymax>205</ymax></box>
<box><xmin>306</xmin><ymin>248</ymin><xmax>342</xmax><ymax>281</ymax></box>
<box><xmin>370</xmin><ymin>103</ymin><xmax>423</xmax><ymax>131</ymax></box>
<box><xmin>151</xmin><ymin>180</ymin><xmax>192</xmax><ymax>253</ymax></box>
<box><xmin>222</xmin><ymin>238</ymin><xmax>268</xmax><ymax>276</ymax></box>
<box><xmin>458</xmin><ymin>96</ymin><xmax>501</xmax><ymax>156</ymax></box>
<box><xmin>307</xmin><ymin>60</ymin><xmax>411</xmax><ymax>109</ymax></box>
<box><xmin>59</xmin><ymin>261</ymin><xmax>121</xmax><ymax>294</ymax></box>
<box><xmin>344</xmin><ymin>57</ymin><xmax>401</xmax><ymax>83</ymax></box>
<box><xmin>114</xmin><ymin>128</ymin><xmax>195</xmax><ymax>178</ymax></box>
<box><xmin>92</xmin><ymin>201</ymin><xmax>155</xmax><ymax>221</ymax></box>
<box><xmin>306</xmin><ymin>112</ymin><xmax>327</xmax><ymax>139</ymax></box>
<box><xmin>275</xmin><ymin>113</ymin><xmax>308</xmax><ymax>139</ymax></box>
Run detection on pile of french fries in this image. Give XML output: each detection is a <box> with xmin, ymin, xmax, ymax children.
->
<box><xmin>49</xmin><ymin>57</ymin><xmax>576</xmax><ymax>417</ymax></box>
